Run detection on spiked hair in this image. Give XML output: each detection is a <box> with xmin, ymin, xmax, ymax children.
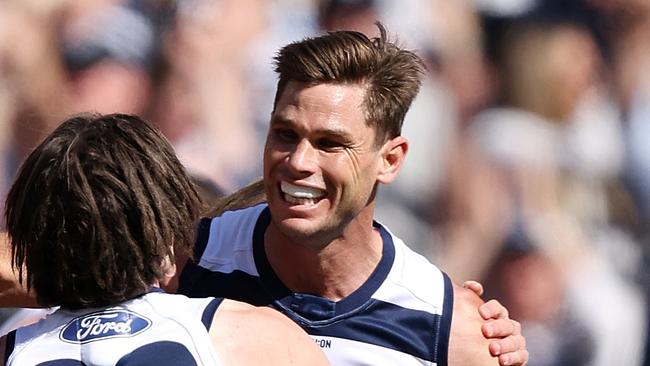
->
<box><xmin>273</xmin><ymin>23</ymin><xmax>425</xmax><ymax>145</ymax></box>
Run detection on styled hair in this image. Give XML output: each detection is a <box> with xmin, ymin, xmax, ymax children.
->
<box><xmin>273</xmin><ymin>22</ymin><xmax>425</xmax><ymax>145</ymax></box>
<box><xmin>4</xmin><ymin>113</ymin><xmax>201</xmax><ymax>309</ymax></box>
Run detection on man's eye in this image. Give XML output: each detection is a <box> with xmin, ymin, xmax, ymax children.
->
<box><xmin>316</xmin><ymin>139</ymin><xmax>343</xmax><ymax>150</ymax></box>
<box><xmin>274</xmin><ymin>129</ymin><xmax>298</xmax><ymax>142</ymax></box>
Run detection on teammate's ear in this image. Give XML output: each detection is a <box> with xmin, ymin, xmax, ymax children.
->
<box><xmin>377</xmin><ymin>136</ymin><xmax>407</xmax><ymax>185</ymax></box>
<box><xmin>160</xmin><ymin>249</ymin><xmax>177</xmax><ymax>289</ymax></box>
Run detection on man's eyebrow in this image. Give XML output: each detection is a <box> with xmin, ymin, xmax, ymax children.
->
<box><xmin>270</xmin><ymin>115</ymin><xmax>356</xmax><ymax>142</ymax></box>
<box><xmin>269</xmin><ymin>115</ymin><xmax>293</xmax><ymax>126</ymax></box>
<box><xmin>317</xmin><ymin>127</ymin><xmax>353</xmax><ymax>141</ymax></box>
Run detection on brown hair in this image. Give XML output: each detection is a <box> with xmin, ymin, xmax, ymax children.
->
<box><xmin>273</xmin><ymin>22</ymin><xmax>425</xmax><ymax>145</ymax></box>
<box><xmin>4</xmin><ymin>113</ymin><xmax>201</xmax><ymax>309</ymax></box>
<box><xmin>205</xmin><ymin>178</ymin><xmax>266</xmax><ymax>217</ymax></box>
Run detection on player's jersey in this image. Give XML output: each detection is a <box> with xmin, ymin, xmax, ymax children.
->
<box><xmin>179</xmin><ymin>204</ymin><xmax>454</xmax><ymax>366</ymax></box>
<box><xmin>4</xmin><ymin>291</ymin><xmax>223</xmax><ymax>366</ymax></box>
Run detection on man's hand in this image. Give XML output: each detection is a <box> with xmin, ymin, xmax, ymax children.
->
<box><xmin>463</xmin><ymin>281</ymin><xmax>528</xmax><ymax>366</ymax></box>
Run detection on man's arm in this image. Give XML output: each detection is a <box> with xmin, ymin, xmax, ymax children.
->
<box><xmin>0</xmin><ymin>233</ymin><xmax>37</xmax><ymax>307</ymax></box>
<box><xmin>209</xmin><ymin>299</ymin><xmax>330</xmax><ymax>366</ymax></box>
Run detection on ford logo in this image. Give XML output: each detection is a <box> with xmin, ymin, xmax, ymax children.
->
<box><xmin>60</xmin><ymin>309</ymin><xmax>151</xmax><ymax>344</ymax></box>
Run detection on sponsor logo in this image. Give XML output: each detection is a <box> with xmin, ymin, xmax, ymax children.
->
<box><xmin>313</xmin><ymin>338</ymin><xmax>332</xmax><ymax>349</ymax></box>
<box><xmin>60</xmin><ymin>309</ymin><xmax>151</xmax><ymax>344</ymax></box>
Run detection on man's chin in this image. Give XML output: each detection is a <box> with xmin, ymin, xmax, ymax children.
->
<box><xmin>276</xmin><ymin>217</ymin><xmax>320</xmax><ymax>237</ymax></box>
<box><xmin>272</xmin><ymin>218</ymin><xmax>335</xmax><ymax>248</ymax></box>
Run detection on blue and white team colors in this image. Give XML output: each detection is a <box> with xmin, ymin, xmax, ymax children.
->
<box><xmin>180</xmin><ymin>204</ymin><xmax>454</xmax><ymax>366</ymax></box>
<box><xmin>5</xmin><ymin>291</ymin><xmax>223</xmax><ymax>365</ymax></box>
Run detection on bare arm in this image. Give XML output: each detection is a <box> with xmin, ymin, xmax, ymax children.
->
<box><xmin>210</xmin><ymin>299</ymin><xmax>330</xmax><ymax>366</ymax></box>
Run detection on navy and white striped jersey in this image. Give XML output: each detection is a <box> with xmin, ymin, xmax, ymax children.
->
<box><xmin>5</xmin><ymin>291</ymin><xmax>223</xmax><ymax>366</ymax></box>
<box><xmin>179</xmin><ymin>204</ymin><xmax>454</xmax><ymax>366</ymax></box>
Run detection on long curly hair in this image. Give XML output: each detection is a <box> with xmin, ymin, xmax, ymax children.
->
<box><xmin>4</xmin><ymin>113</ymin><xmax>201</xmax><ymax>308</ymax></box>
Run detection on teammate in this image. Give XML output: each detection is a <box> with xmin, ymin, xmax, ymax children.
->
<box><xmin>177</xmin><ymin>24</ymin><xmax>528</xmax><ymax>365</ymax></box>
<box><xmin>0</xmin><ymin>114</ymin><xmax>329</xmax><ymax>366</ymax></box>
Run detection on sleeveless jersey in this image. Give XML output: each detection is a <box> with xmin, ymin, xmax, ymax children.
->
<box><xmin>5</xmin><ymin>291</ymin><xmax>223</xmax><ymax>366</ymax></box>
<box><xmin>179</xmin><ymin>204</ymin><xmax>454</xmax><ymax>366</ymax></box>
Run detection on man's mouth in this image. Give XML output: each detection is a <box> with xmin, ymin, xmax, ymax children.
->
<box><xmin>280</xmin><ymin>181</ymin><xmax>326</xmax><ymax>206</ymax></box>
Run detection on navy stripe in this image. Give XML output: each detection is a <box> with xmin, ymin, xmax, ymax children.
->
<box><xmin>251</xmin><ymin>208</ymin><xmax>292</xmax><ymax>301</ymax></box>
<box><xmin>201</xmin><ymin>297</ymin><xmax>224</xmax><ymax>330</ymax></box>
<box><xmin>436</xmin><ymin>272</ymin><xmax>454</xmax><ymax>366</ymax></box>
<box><xmin>37</xmin><ymin>360</ymin><xmax>86</xmax><ymax>365</ymax></box>
<box><xmin>192</xmin><ymin>217</ymin><xmax>213</xmax><ymax>260</ymax></box>
<box><xmin>116</xmin><ymin>341</ymin><xmax>197</xmax><ymax>365</ymax></box>
<box><xmin>148</xmin><ymin>287</ymin><xmax>165</xmax><ymax>294</ymax></box>
<box><xmin>178</xmin><ymin>263</ymin><xmax>273</xmax><ymax>307</ymax></box>
<box><xmin>253</xmin><ymin>207</ymin><xmax>397</xmax><ymax>318</ymax></box>
<box><xmin>4</xmin><ymin>330</ymin><xmax>15</xmax><ymax>363</ymax></box>
<box><xmin>303</xmin><ymin>299</ymin><xmax>442</xmax><ymax>362</ymax></box>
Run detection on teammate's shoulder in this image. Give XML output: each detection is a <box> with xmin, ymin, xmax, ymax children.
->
<box><xmin>217</xmin><ymin>299</ymin><xmax>285</xmax><ymax>323</ymax></box>
<box><xmin>210</xmin><ymin>300</ymin><xmax>330</xmax><ymax>366</ymax></box>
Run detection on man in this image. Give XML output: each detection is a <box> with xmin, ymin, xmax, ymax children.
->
<box><xmin>177</xmin><ymin>24</ymin><xmax>528</xmax><ymax>365</ymax></box>
<box><xmin>0</xmin><ymin>114</ymin><xmax>329</xmax><ymax>365</ymax></box>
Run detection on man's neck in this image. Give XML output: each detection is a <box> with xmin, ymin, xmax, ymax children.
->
<box><xmin>264</xmin><ymin>216</ymin><xmax>383</xmax><ymax>301</ymax></box>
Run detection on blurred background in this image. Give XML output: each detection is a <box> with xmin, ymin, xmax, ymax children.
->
<box><xmin>1</xmin><ymin>0</ymin><xmax>649</xmax><ymax>364</ymax></box>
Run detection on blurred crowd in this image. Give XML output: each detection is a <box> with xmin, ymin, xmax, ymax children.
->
<box><xmin>1</xmin><ymin>0</ymin><xmax>650</xmax><ymax>365</ymax></box>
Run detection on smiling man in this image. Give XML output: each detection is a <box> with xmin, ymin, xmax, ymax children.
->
<box><xmin>178</xmin><ymin>24</ymin><xmax>528</xmax><ymax>365</ymax></box>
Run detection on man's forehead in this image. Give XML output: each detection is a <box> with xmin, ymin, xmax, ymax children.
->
<box><xmin>270</xmin><ymin>82</ymin><xmax>377</xmax><ymax>139</ymax></box>
<box><xmin>275</xmin><ymin>81</ymin><xmax>365</xmax><ymax>111</ymax></box>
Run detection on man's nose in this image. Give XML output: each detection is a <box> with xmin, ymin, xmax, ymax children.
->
<box><xmin>287</xmin><ymin>139</ymin><xmax>318</xmax><ymax>174</ymax></box>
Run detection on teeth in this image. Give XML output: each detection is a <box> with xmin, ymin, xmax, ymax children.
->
<box><xmin>284</xmin><ymin>194</ymin><xmax>317</xmax><ymax>206</ymax></box>
<box><xmin>281</xmin><ymin>182</ymin><xmax>325</xmax><ymax>199</ymax></box>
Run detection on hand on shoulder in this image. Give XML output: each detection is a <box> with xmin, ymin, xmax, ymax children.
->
<box><xmin>450</xmin><ymin>283</ymin><xmax>528</xmax><ymax>366</ymax></box>
<box><xmin>450</xmin><ymin>284</ymin><xmax>500</xmax><ymax>365</ymax></box>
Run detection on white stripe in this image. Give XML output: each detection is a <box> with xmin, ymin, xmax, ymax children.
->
<box><xmin>312</xmin><ymin>335</ymin><xmax>436</xmax><ymax>366</ymax></box>
<box><xmin>371</xmin><ymin>224</ymin><xmax>446</xmax><ymax>315</ymax></box>
<box><xmin>198</xmin><ymin>204</ymin><xmax>267</xmax><ymax>276</ymax></box>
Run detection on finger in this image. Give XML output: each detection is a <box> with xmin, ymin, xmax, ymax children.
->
<box><xmin>488</xmin><ymin>334</ymin><xmax>526</xmax><ymax>355</ymax></box>
<box><xmin>463</xmin><ymin>280</ymin><xmax>484</xmax><ymax>296</ymax></box>
<box><xmin>479</xmin><ymin>299</ymin><xmax>509</xmax><ymax>320</ymax></box>
<box><xmin>482</xmin><ymin>319</ymin><xmax>521</xmax><ymax>338</ymax></box>
<box><xmin>498</xmin><ymin>350</ymin><xmax>529</xmax><ymax>366</ymax></box>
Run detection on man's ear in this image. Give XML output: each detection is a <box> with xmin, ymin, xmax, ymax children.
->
<box><xmin>377</xmin><ymin>136</ymin><xmax>408</xmax><ymax>185</ymax></box>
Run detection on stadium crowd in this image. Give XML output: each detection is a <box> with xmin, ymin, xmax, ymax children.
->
<box><xmin>0</xmin><ymin>0</ymin><xmax>649</xmax><ymax>365</ymax></box>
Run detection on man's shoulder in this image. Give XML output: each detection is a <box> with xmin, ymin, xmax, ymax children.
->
<box><xmin>207</xmin><ymin>203</ymin><xmax>268</xmax><ymax>231</ymax></box>
<box><xmin>178</xmin><ymin>205</ymin><xmax>267</xmax><ymax>299</ymax></box>
<box><xmin>196</xmin><ymin>204</ymin><xmax>267</xmax><ymax>262</ymax></box>
<box><xmin>379</xmin><ymin>222</ymin><xmax>444</xmax><ymax>279</ymax></box>
<box><xmin>373</xmin><ymin>222</ymin><xmax>450</xmax><ymax>315</ymax></box>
